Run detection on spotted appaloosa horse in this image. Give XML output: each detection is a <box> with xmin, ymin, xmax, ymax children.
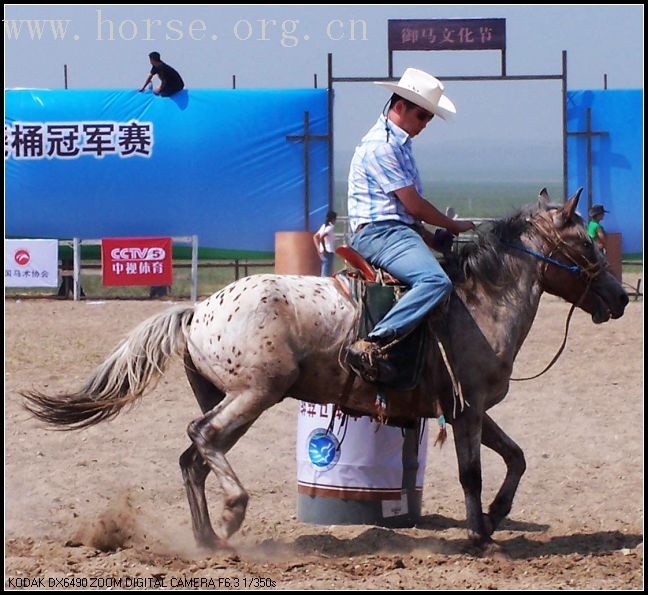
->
<box><xmin>22</xmin><ymin>188</ymin><xmax>628</xmax><ymax>550</ymax></box>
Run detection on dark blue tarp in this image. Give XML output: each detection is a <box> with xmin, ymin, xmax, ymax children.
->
<box><xmin>5</xmin><ymin>89</ymin><xmax>329</xmax><ymax>254</ymax></box>
<box><xmin>567</xmin><ymin>89</ymin><xmax>643</xmax><ymax>255</ymax></box>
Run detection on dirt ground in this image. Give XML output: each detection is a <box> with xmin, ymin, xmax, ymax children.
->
<box><xmin>5</xmin><ymin>276</ymin><xmax>644</xmax><ymax>590</ymax></box>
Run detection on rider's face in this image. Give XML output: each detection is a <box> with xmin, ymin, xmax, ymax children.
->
<box><xmin>398</xmin><ymin>104</ymin><xmax>434</xmax><ymax>137</ymax></box>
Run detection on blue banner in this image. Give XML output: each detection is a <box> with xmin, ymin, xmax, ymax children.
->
<box><xmin>5</xmin><ymin>89</ymin><xmax>329</xmax><ymax>255</ymax></box>
<box><xmin>567</xmin><ymin>89</ymin><xmax>643</xmax><ymax>255</ymax></box>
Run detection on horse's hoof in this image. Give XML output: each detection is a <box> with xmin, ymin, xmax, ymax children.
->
<box><xmin>481</xmin><ymin>541</ymin><xmax>509</xmax><ymax>561</ymax></box>
<box><xmin>197</xmin><ymin>534</ymin><xmax>230</xmax><ymax>552</ymax></box>
<box><xmin>468</xmin><ymin>530</ymin><xmax>508</xmax><ymax>559</ymax></box>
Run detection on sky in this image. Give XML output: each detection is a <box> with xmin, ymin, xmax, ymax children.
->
<box><xmin>4</xmin><ymin>4</ymin><xmax>645</xmax><ymax>184</ymax></box>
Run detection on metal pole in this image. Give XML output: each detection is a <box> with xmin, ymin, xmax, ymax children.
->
<box><xmin>561</xmin><ymin>50</ymin><xmax>568</xmax><ymax>202</ymax></box>
<box><xmin>191</xmin><ymin>234</ymin><xmax>198</xmax><ymax>302</ymax></box>
<box><xmin>232</xmin><ymin>75</ymin><xmax>236</xmax><ymax>89</ymax></box>
<box><xmin>603</xmin><ymin>73</ymin><xmax>608</xmax><ymax>90</ymax></box>
<box><xmin>500</xmin><ymin>48</ymin><xmax>507</xmax><ymax>77</ymax></box>
<box><xmin>303</xmin><ymin>111</ymin><xmax>310</xmax><ymax>230</ymax></box>
<box><xmin>64</xmin><ymin>64</ymin><xmax>68</xmax><ymax>89</ymax></box>
<box><xmin>313</xmin><ymin>73</ymin><xmax>318</xmax><ymax>88</ymax></box>
<box><xmin>327</xmin><ymin>53</ymin><xmax>334</xmax><ymax>211</ymax></box>
<box><xmin>388</xmin><ymin>50</ymin><xmax>394</xmax><ymax>79</ymax></box>
<box><xmin>73</xmin><ymin>238</ymin><xmax>81</xmax><ymax>301</ymax></box>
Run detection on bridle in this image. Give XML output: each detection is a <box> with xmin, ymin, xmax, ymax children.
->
<box><xmin>502</xmin><ymin>211</ymin><xmax>607</xmax><ymax>381</ymax></box>
<box><xmin>527</xmin><ymin>214</ymin><xmax>606</xmax><ymax>281</ymax></box>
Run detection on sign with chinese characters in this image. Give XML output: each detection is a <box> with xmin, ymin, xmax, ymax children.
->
<box><xmin>5</xmin><ymin>120</ymin><xmax>153</xmax><ymax>160</ymax></box>
<box><xmin>102</xmin><ymin>237</ymin><xmax>173</xmax><ymax>286</ymax></box>
<box><xmin>5</xmin><ymin>239</ymin><xmax>58</xmax><ymax>287</ymax></box>
<box><xmin>388</xmin><ymin>18</ymin><xmax>506</xmax><ymax>51</ymax></box>
<box><xmin>6</xmin><ymin>89</ymin><xmax>328</xmax><ymax>253</ymax></box>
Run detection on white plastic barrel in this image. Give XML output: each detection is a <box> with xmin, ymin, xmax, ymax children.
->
<box><xmin>296</xmin><ymin>401</ymin><xmax>428</xmax><ymax>527</ymax></box>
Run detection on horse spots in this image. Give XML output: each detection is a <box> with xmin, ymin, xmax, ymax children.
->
<box><xmin>233</xmin><ymin>294</ymin><xmax>241</xmax><ymax>302</ymax></box>
<box><xmin>217</xmin><ymin>335</ymin><xmax>221</xmax><ymax>341</ymax></box>
<box><xmin>227</xmin><ymin>315</ymin><xmax>232</xmax><ymax>322</ymax></box>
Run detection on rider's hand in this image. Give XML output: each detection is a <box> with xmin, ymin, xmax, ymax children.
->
<box><xmin>449</xmin><ymin>220</ymin><xmax>476</xmax><ymax>235</ymax></box>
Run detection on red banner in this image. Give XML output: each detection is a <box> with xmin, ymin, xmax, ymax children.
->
<box><xmin>102</xmin><ymin>237</ymin><xmax>173</xmax><ymax>286</ymax></box>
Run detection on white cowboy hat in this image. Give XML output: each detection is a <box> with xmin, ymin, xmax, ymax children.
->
<box><xmin>375</xmin><ymin>68</ymin><xmax>456</xmax><ymax>121</ymax></box>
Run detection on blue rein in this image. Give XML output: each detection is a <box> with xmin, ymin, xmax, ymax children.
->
<box><xmin>500</xmin><ymin>240</ymin><xmax>581</xmax><ymax>275</ymax></box>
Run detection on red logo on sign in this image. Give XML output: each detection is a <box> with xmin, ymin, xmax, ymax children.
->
<box><xmin>14</xmin><ymin>249</ymin><xmax>31</xmax><ymax>266</ymax></box>
<box><xmin>102</xmin><ymin>237</ymin><xmax>173</xmax><ymax>287</ymax></box>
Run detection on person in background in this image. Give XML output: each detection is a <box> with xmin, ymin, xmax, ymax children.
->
<box><xmin>139</xmin><ymin>51</ymin><xmax>184</xmax><ymax>97</ymax></box>
<box><xmin>313</xmin><ymin>210</ymin><xmax>337</xmax><ymax>276</ymax></box>
<box><xmin>588</xmin><ymin>204</ymin><xmax>609</xmax><ymax>254</ymax></box>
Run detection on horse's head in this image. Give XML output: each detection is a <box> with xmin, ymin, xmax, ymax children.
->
<box><xmin>532</xmin><ymin>188</ymin><xmax>629</xmax><ymax>323</ymax></box>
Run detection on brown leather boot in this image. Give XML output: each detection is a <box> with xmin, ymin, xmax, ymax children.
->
<box><xmin>346</xmin><ymin>338</ymin><xmax>398</xmax><ymax>385</ymax></box>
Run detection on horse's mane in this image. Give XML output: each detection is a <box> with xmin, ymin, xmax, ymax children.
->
<box><xmin>446</xmin><ymin>205</ymin><xmax>540</xmax><ymax>297</ymax></box>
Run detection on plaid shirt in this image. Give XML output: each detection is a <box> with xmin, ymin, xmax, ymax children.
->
<box><xmin>347</xmin><ymin>115</ymin><xmax>423</xmax><ymax>232</ymax></box>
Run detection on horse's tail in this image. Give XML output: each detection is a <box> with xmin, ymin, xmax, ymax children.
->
<box><xmin>21</xmin><ymin>304</ymin><xmax>195</xmax><ymax>430</ymax></box>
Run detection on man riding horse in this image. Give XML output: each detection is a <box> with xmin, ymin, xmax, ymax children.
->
<box><xmin>345</xmin><ymin>68</ymin><xmax>475</xmax><ymax>385</ymax></box>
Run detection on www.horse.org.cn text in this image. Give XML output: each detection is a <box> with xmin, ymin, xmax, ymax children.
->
<box><xmin>5</xmin><ymin>11</ymin><xmax>370</xmax><ymax>47</ymax></box>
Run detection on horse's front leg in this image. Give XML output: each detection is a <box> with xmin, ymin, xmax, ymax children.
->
<box><xmin>452</xmin><ymin>407</ymin><xmax>492</xmax><ymax>547</ymax></box>
<box><xmin>480</xmin><ymin>413</ymin><xmax>526</xmax><ymax>534</ymax></box>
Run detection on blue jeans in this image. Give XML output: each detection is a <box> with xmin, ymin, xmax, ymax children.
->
<box><xmin>320</xmin><ymin>252</ymin><xmax>334</xmax><ymax>276</ymax></box>
<box><xmin>350</xmin><ymin>221</ymin><xmax>452</xmax><ymax>341</ymax></box>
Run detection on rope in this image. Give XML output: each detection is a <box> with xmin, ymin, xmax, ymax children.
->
<box><xmin>510</xmin><ymin>302</ymin><xmax>577</xmax><ymax>381</ymax></box>
<box><xmin>500</xmin><ymin>240</ymin><xmax>581</xmax><ymax>274</ymax></box>
<box><xmin>436</xmin><ymin>337</ymin><xmax>466</xmax><ymax>417</ymax></box>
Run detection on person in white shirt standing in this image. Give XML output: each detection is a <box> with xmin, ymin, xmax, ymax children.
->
<box><xmin>313</xmin><ymin>210</ymin><xmax>337</xmax><ymax>276</ymax></box>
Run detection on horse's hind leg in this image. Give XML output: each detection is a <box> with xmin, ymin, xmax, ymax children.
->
<box><xmin>187</xmin><ymin>387</ymin><xmax>286</xmax><ymax>544</ymax></box>
<box><xmin>180</xmin><ymin>444</ymin><xmax>219</xmax><ymax>548</ymax></box>
<box><xmin>180</xmin><ymin>354</ymin><xmax>226</xmax><ymax>548</ymax></box>
<box><xmin>480</xmin><ymin>413</ymin><xmax>526</xmax><ymax>535</ymax></box>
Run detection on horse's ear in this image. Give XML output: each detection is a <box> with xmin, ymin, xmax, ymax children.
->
<box><xmin>537</xmin><ymin>187</ymin><xmax>550</xmax><ymax>210</ymax></box>
<box><xmin>563</xmin><ymin>187</ymin><xmax>583</xmax><ymax>222</ymax></box>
